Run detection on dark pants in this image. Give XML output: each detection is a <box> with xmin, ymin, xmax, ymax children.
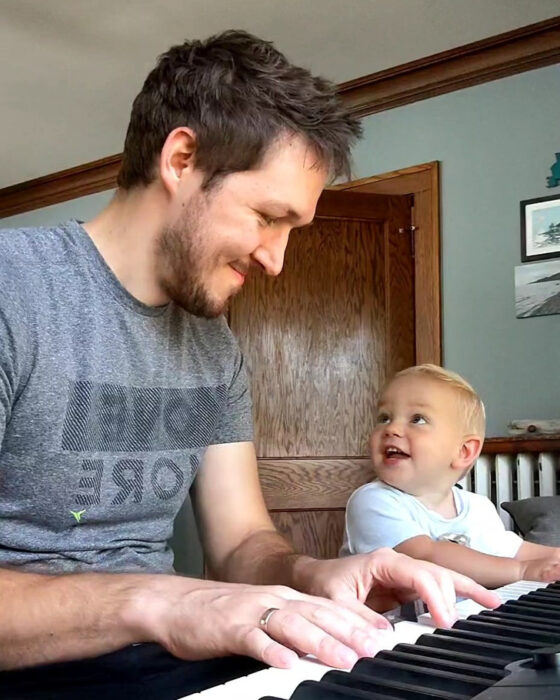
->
<box><xmin>0</xmin><ymin>644</ymin><xmax>266</xmax><ymax>700</ymax></box>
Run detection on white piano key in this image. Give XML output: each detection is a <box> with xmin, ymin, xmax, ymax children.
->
<box><xmin>192</xmin><ymin>619</ymin><xmax>435</xmax><ymax>699</ymax></box>
<box><xmin>194</xmin><ymin>580</ymin><xmax>548</xmax><ymax>698</ymax></box>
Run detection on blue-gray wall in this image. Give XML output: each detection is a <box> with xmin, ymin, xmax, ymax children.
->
<box><xmin>3</xmin><ymin>66</ymin><xmax>559</xmax><ymax>437</ymax></box>
<box><xmin>352</xmin><ymin>65</ymin><xmax>560</xmax><ymax>435</ymax></box>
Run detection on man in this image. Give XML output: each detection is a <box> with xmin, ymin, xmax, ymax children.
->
<box><xmin>0</xmin><ymin>30</ymin><xmax>498</xmax><ymax>698</ymax></box>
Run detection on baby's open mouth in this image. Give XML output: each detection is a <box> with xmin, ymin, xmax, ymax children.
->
<box><xmin>385</xmin><ymin>446</ymin><xmax>410</xmax><ymax>458</ymax></box>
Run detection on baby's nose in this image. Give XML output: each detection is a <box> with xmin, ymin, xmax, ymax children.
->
<box><xmin>384</xmin><ymin>421</ymin><xmax>403</xmax><ymax>436</ymax></box>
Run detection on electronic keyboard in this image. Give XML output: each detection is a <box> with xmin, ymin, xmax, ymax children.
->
<box><xmin>187</xmin><ymin>580</ymin><xmax>560</xmax><ymax>699</ymax></box>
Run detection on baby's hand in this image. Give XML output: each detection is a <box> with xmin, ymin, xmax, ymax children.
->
<box><xmin>520</xmin><ymin>555</ymin><xmax>560</xmax><ymax>582</ymax></box>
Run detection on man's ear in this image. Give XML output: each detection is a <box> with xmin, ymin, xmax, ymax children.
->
<box><xmin>452</xmin><ymin>435</ymin><xmax>483</xmax><ymax>471</ymax></box>
<box><xmin>159</xmin><ymin>127</ymin><xmax>198</xmax><ymax>195</ymax></box>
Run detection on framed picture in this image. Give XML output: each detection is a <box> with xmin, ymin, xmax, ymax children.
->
<box><xmin>520</xmin><ymin>194</ymin><xmax>560</xmax><ymax>262</ymax></box>
<box><xmin>515</xmin><ymin>259</ymin><xmax>560</xmax><ymax>318</ymax></box>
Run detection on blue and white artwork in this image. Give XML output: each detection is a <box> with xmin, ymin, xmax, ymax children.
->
<box><xmin>523</xmin><ymin>198</ymin><xmax>560</xmax><ymax>260</ymax></box>
<box><xmin>515</xmin><ymin>260</ymin><xmax>560</xmax><ymax>318</ymax></box>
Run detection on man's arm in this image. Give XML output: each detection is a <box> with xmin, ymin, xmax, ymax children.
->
<box><xmin>0</xmin><ymin>567</ymin><xmax>162</xmax><ymax>668</ymax></box>
<box><xmin>0</xmin><ymin>441</ymin><xmax>502</xmax><ymax>671</ymax></box>
<box><xmin>395</xmin><ymin>535</ymin><xmax>560</xmax><ymax>587</ymax></box>
<box><xmin>191</xmin><ymin>441</ymin><xmax>305</xmax><ymax>585</ymax></box>
<box><xmin>192</xmin><ymin>442</ymin><xmax>501</xmax><ymax>622</ymax></box>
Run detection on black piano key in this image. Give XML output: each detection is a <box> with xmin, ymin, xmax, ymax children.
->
<box><xmin>453</xmin><ymin>616</ymin><xmax>560</xmax><ymax>645</ymax></box>
<box><xmin>280</xmin><ymin>679</ymin><xmax>412</xmax><ymax>699</ymax></box>
<box><xmin>346</xmin><ymin>657</ymin><xmax>493</xmax><ymax>694</ymax></box>
<box><xmin>390</xmin><ymin>642</ymin><xmax>507</xmax><ymax>670</ymax></box>
<box><xmin>435</xmin><ymin>626</ymin><xmax>542</xmax><ymax>650</ymax></box>
<box><xmin>371</xmin><ymin>649</ymin><xmax>505</xmax><ymax>680</ymax></box>
<box><xmin>497</xmin><ymin>600</ymin><xmax>560</xmax><ymax>619</ymax></box>
<box><xmin>479</xmin><ymin>608</ymin><xmax>560</xmax><ymax>630</ymax></box>
<box><xmin>418</xmin><ymin>631</ymin><xmax>534</xmax><ymax>661</ymax></box>
<box><xmin>322</xmin><ymin>669</ymin><xmax>471</xmax><ymax>699</ymax></box>
<box><xmin>523</xmin><ymin>590</ymin><xmax>560</xmax><ymax>603</ymax></box>
<box><xmin>516</xmin><ymin>595</ymin><xmax>560</xmax><ymax>613</ymax></box>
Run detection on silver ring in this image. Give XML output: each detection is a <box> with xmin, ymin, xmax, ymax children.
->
<box><xmin>258</xmin><ymin>607</ymin><xmax>279</xmax><ymax>632</ymax></box>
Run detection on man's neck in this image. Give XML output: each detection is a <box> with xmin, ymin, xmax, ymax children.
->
<box><xmin>82</xmin><ymin>187</ymin><xmax>169</xmax><ymax>307</ymax></box>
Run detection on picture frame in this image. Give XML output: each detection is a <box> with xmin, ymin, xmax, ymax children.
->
<box><xmin>520</xmin><ymin>194</ymin><xmax>560</xmax><ymax>262</ymax></box>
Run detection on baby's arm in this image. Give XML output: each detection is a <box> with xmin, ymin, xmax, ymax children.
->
<box><xmin>515</xmin><ymin>540</ymin><xmax>560</xmax><ymax>560</ymax></box>
<box><xmin>396</xmin><ymin>536</ymin><xmax>560</xmax><ymax>588</ymax></box>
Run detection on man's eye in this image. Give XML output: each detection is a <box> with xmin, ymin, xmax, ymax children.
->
<box><xmin>411</xmin><ymin>414</ymin><xmax>427</xmax><ymax>425</ymax></box>
<box><xmin>260</xmin><ymin>215</ymin><xmax>278</xmax><ymax>226</ymax></box>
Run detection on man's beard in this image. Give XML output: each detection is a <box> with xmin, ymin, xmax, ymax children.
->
<box><xmin>157</xmin><ymin>197</ymin><xmax>230</xmax><ymax>319</ymax></box>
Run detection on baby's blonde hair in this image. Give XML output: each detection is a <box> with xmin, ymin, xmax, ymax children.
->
<box><xmin>390</xmin><ymin>363</ymin><xmax>486</xmax><ymax>439</ymax></box>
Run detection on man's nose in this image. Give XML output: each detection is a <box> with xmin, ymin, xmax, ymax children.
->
<box><xmin>251</xmin><ymin>227</ymin><xmax>291</xmax><ymax>277</ymax></box>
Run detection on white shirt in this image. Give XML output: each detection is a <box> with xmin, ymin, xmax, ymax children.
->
<box><xmin>340</xmin><ymin>480</ymin><xmax>523</xmax><ymax>558</ymax></box>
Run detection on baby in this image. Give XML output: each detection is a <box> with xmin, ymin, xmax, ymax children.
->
<box><xmin>340</xmin><ymin>364</ymin><xmax>560</xmax><ymax>588</ymax></box>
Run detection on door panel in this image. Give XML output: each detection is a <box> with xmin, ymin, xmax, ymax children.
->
<box><xmin>228</xmin><ymin>190</ymin><xmax>414</xmax><ymax>559</ymax></box>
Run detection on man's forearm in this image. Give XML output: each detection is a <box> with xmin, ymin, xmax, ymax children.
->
<box><xmin>219</xmin><ymin>528</ymin><xmax>316</xmax><ymax>590</ymax></box>
<box><xmin>0</xmin><ymin>567</ymin><xmax>177</xmax><ymax>669</ymax></box>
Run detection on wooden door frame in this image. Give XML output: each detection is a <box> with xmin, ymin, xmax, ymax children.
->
<box><xmin>332</xmin><ymin>160</ymin><xmax>441</xmax><ymax>365</ymax></box>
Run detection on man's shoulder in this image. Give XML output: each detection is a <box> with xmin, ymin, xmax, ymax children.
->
<box><xmin>0</xmin><ymin>222</ymin><xmax>69</xmax><ymax>270</ymax></box>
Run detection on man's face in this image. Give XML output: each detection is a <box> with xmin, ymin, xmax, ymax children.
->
<box><xmin>370</xmin><ymin>376</ymin><xmax>466</xmax><ymax>496</ymax></box>
<box><xmin>156</xmin><ymin>136</ymin><xmax>328</xmax><ymax>317</ymax></box>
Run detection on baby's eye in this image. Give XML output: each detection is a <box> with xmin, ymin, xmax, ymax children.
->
<box><xmin>376</xmin><ymin>413</ymin><xmax>390</xmax><ymax>424</ymax></box>
<box><xmin>411</xmin><ymin>414</ymin><xmax>427</xmax><ymax>425</ymax></box>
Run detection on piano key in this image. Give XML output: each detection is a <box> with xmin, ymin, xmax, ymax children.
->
<box><xmin>183</xmin><ymin>657</ymin><xmax>330</xmax><ymax>699</ymax></box>
<box><xmin>196</xmin><ymin>580</ymin><xmax>549</xmax><ymax>699</ymax></box>
<box><xmin>190</xmin><ymin>620</ymin><xmax>434</xmax><ymax>699</ymax></box>
<box><xmin>417</xmin><ymin>579</ymin><xmax>542</xmax><ymax>626</ymax></box>
<box><xmin>385</xmin><ymin>643</ymin><xmax>507</xmax><ymax>672</ymax></box>
<box><xmin>361</xmin><ymin>650</ymin><xmax>505</xmax><ymax>681</ymax></box>
<box><xmin>337</xmin><ymin>658</ymin><xmax>493</xmax><ymax>695</ymax></box>
<box><xmin>478</xmin><ymin>608</ymin><xmax>560</xmax><ymax>629</ymax></box>
<box><xmin>452</xmin><ymin>616</ymin><xmax>560</xmax><ymax>644</ymax></box>
<box><xmin>413</xmin><ymin>631</ymin><xmax>533</xmax><ymax>663</ymax></box>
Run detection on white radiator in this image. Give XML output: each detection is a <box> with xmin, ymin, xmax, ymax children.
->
<box><xmin>458</xmin><ymin>452</ymin><xmax>560</xmax><ymax>530</ymax></box>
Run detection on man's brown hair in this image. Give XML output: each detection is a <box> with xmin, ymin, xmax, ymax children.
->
<box><xmin>118</xmin><ymin>30</ymin><xmax>362</xmax><ymax>190</ymax></box>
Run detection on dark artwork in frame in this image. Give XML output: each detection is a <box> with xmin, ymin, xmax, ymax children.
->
<box><xmin>520</xmin><ymin>194</ymin><xmax>560</xmax><ymax>263</ymax></box>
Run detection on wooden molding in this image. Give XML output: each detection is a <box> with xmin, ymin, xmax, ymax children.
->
<box><xmin>1</xmin><ymin>17</ymin><xmax>558</xmax><ymax>218</ymax></box>
<box><xmin>0</xmin><ymin>154</ymin><xmax>121</xmax><ymax>219</ymax></box>
<box><xmin>339</xmin><ymin>16</ymin><xmax>560</xmax><ymax>117</ymax></box>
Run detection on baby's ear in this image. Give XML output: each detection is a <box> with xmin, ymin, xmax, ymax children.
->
<box><xmin>452</xmin><ymin>435</ymin><xmax>483</xmax><ymax>470</ymax></box>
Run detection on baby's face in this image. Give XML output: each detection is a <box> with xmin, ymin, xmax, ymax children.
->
<box><xmin>370</xmin><ymin>375</ymin><xmax>466</xmax><ymax>495</ymax></box>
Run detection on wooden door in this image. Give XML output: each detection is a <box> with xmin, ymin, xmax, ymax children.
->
<box><xmin>228</xmin><ymin>190</ymin><xmax>414</xmax><ymax>559</ymax></box>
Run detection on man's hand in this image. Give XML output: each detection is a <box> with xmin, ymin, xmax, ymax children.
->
<box><xmin>292</xmin><ymin>548</ymin><xmax>501</xmax><ymax>628</ymax></box>
<box><xmin>129</xmin><ymin>578</ymin><xmax>394</xmax><ymax>671</ymax></box>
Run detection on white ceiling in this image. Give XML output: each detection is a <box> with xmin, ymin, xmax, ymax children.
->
<box><xmin>1</xmin><ymin>0</ymin><xmax>559</xmax><ymax>189</ymax></box>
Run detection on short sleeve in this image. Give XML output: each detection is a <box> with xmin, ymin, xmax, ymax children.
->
<box><xmin>343</xmin><ymin>484</ymin><xmax>428</xmax><ymax>555</ymax></box>
<box><xmin>210</xmin><ymin>348</ymin><xmax>254</xmax><ymax>445</ymax></box>
<box><xmin>474</xmin><ymin>496</ymin><xmax>523</xmax><ymax>558</ymax></box>
<box><xmin>0</xmin><ymin>292</ymin><xmax>31</xmax><ymax>446</ymax></box>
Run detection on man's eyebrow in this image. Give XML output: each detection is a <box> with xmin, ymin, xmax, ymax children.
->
<box><xmin>259</xmin><ymin>201</ymin><xmax>302</xmax><ymax>221</ymax></box>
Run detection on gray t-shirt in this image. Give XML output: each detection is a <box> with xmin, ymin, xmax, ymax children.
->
<box><xmin>0</xmin><ymin>220</ymin><xmax>253</xmax><ymax>574</ymax></box>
